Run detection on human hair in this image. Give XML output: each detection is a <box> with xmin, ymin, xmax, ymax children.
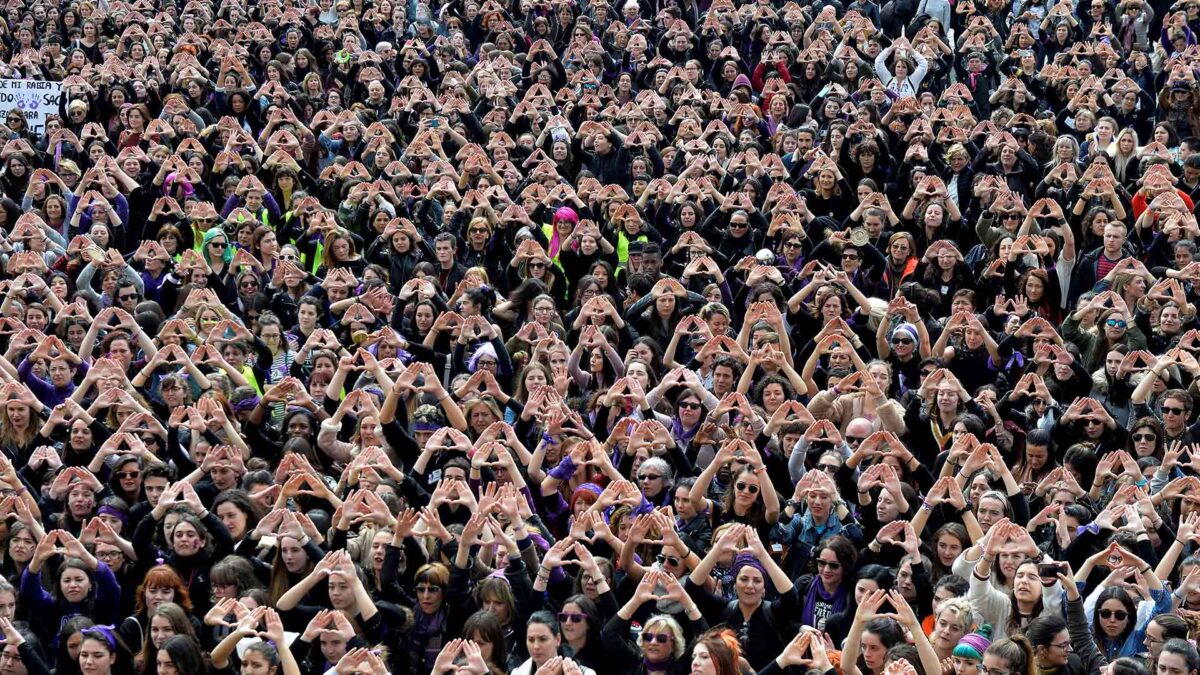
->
<box><xmin>1109</xmin><ymin>657</ymin><xmax>1150</xmax><ymax>675</ymax></box>
<box><xmin>1150</xmin><ymin>614</ymin><xmax>1189</xmax><ymax>643</ymax></box>
<box><xmin>933</xmin><ymin>573</ymin><xmax>969</xmax><ymax>598</ymax></box>
<box><xmin>212</xmin><ymin>489</ymin><xmax>261</xmax><ymax>535</ymax></box>
<box><xmin>643</xmin><ymin>614</ymin><xmax>687</xmax><ymax>660</ymax></box>
<box><xmin>135</xmin><ymin>565</ymin><xmax>193</xmax><ymax>615</ymax></box>
<box><xmin>1162</xmin><ymin>639</ymin><xmax>1200</xmax><ymax>674</ymax></box>
<box><xmin>864</xmin><ymin>617</ymin><xmax>908</xmax><ymax>651</ymax></box>
<box><xmin>474</xmin><ymin>576</ymin><xmax>518</xmax><ymax>626</ymax></box>
<box><xmin>462</xmin><ymin>610</ymin><xmax>507</xmax><ymax>666</ymax></box>
<box><xmin>694</xmin><ymin>628</ymin><xmax>741</xmax><ymax>675</ymax></box>
<box><xmin>1026</xmin><ymin>613</ymin><xmax>1067</xmax><ymax>653</ymax></box>
<box><xmin>415</xmin><ymin>562</ymin><xmax>450</xmax><ymax>588</ymax></box>
<box><xmin>139</xmin><ymin>603</ymin><xmax>198</xmax><ymax>675</ymax></box>
<box><xmin>986</xmin><ymin>636</ymin><xmax>1036</xmax><ymax>675</ymax></box>
<box><xmin>156</xmin><ymin>635</ymin><xmax>206</xmax><ymax>675</ymax></box>
<box><xmin>209</xmin><ymin>556</ymin><xmax>261</xmax><ymax>596</ymax></box>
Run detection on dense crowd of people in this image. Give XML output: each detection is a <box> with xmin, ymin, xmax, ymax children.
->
<box><xmin>2</xmin><ymin>0</ymin><xmax>1200</xmax><ymax>673</ymax></box>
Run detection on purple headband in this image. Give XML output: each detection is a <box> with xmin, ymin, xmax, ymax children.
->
<box><xmin>413</xmin><ymin>420</ymin><xmax>441</xmax><ymax>432</ymax></box>
<box><xmin>731</xmin><ymin>552</ymin><xmax>767</xmax><ymax>579</ymax></box>
<box><xmin>232</xmin><ymin>396</ymin><xmax>261</xmax><ymax>413</ymax></box>
<box><xmin>81</xmin><ymin>625</ymin><xmax>118</xmax><ymax>650</ymax></box>
<box><xmin>97</xmin><ymin>505</ymin><xmax>128</xmax><ymax>525</ymax></box>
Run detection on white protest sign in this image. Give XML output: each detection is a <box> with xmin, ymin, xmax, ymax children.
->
<box><xmin>0</xmin><ymin>79</ymin><xmax>62</xmax><ymax>135</ymax></box>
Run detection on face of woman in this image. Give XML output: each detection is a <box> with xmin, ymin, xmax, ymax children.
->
<box><xmin>149</xmin><ymin>615</ymin><xmax>176</xmax><ymax>648</ymax></box>
<box><xmin>172</xmin><ymin>522</ymin><xmax>203</xmax><ymax>557</ymax></box>
<box><xmin>927</xmin><ymin>531</ymin><xmax>961</xmax><ymax>568</ymax></box>
<box><xmin>60</xmin><ymin>567</ymin><xmax>91</xmax><ymax>603</ymax></box>
<box><xmin>526</xmin><ymin>624</ymin><xmax>560</xmax><ymax>666</ymax></box>
<box><xmin>1098</xmin><ymin>598</ymin><xmax>1129</xmax><ymax>638</ymax></box>
<box><xmin>691</xmin><ymin>644</ymin><xmax>718</xmax><ymax>675</ymax></box>
<box><xmin>77</xmin><ymin>638</ymin><xmax>114</xmax><ymax>675</ymax></box>
<box><xmin>861</xmin><ymin>632</ymin><xmax>888</xmax><ymax>672</ymax></box>
<box><xmin>8</xmin><ymin>530</ymin><xmax>33</xmax><ymax>563</ymax></box>
<box><xmin>932</xmin><ymin>609</ymin><xmax>967</xmax><ymax>653</ymax></box>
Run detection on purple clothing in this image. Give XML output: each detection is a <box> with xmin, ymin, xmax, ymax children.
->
<box><xmin>20</xmin><ymin>560</ymin><xmax>120</xmax><ymax>649</ymax></box>
<box><xmin>17</xmin><ymin>356</ymin><xmax>85</xmax><ymax>407</ymax></box>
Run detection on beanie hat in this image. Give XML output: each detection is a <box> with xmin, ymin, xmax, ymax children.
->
<box><xmin>952</xmin><ymin>625</ymin><xmax>993</xmax><ymax>661</ymax></box>
<box><xmin>732</xmin><ymin>74</ymin><xmax>752</xmax><ymax>91</ymax></box>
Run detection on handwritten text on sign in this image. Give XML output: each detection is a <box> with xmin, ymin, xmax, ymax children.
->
<box><xmin>0</xmin><ymin>80</ymin><xmax>62</xmax><ymax>134</ymax></box>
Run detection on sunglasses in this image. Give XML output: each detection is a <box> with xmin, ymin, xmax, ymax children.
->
<box><xmin>842</xmin><ymin>252</ymin><xmax>860</xmax><ymax>260</ymax></box>
<box><xmin>1099</xmin><ymin>609</ymin><xmax>1128</xmax><ymax>621</ymax></box>
<box><xmin>892</xmin><ymin>338</ymin><xmax>914</xmax><ymax>345</ymax></box>
<box><xmin>115</xmin><ymin>471</ymin><xmax>140</xmax><ymax>479</ymax></box>
<box><xmin>641</xmin><ymin>632</ymin><xmax>672</xmax><ymax>644</ymax></box>
<box><xmin>528</xmin><ymin>262</ymin><xmax>546</xmax><ymax>269</ymax></box>
<box><xmin>679</xmin><ymin>401</ymin><xmax>701</xmax><ymax>410</ymax></box>
<box><xmin>1105</xmin><ymin>318</ymin><xmax>1127</xmax><ymax>329</ymax></box>
<box><xmin>557</xmin><ymin>612</ymin><xmax>587</xmax><ymax>624</ymax></box>
<box><xmin>279</xmin><ymin>254</ymin><xmax>299</xmax><ymax>261</ymax></box>
<box><xmin>734</xmin><ymin>482</ymin><xmax>759</xmax><ymax>494</ymax></box>
<box><xmin>1131</xmin><ymin>433</ymin><xmax>1156</xmax><ymax>442</ymax></box>
<box><xmin>846</xmin><ymin>436</ymin><xmax>866</xmax><ymax>445</ymax></box>
<box><xmin>209</xmin><ymin>241</ymin><xmax>227</xmax><ymax>249</ymax></box>
<box><xmin>118</xmin><ymin>294</ymin><xmax>139</xmax><ymax>301</ymax></box>
<box><xmin>730</xmin><ymin>221</ymin><xmax>749</xmax><ymax>229</ymax></box>
<box><xmin>639</xmin><ymin>474</ymin><xmax>663</xmax><ymax>481</ymax></box>
<box><xmin>1083</xmin><ymin>419</ymin><xmax>1103</xmax><ymax>426</ymax></box>
<box><xmin>816</xmin><ymin>559</ymin><xmax>842</xmax><ymax>570</ymax></box>
<box><xmin>784</xmin><ymin>241</ymin><xmax>802</xmax><ymax>249</ymax></box>
<box><xmin>656</xmin><ymin>554</ymin><xmax>681</xmax><ymax>566</ymax></box>
<box><xmin>1163</xmin><ymin>406</ymin><xmax>1187</xmax><ymax>416</ymax></box>
<box><xmin>816</xmin><ymin>463</ymin><xmax>840</xmax><ymax>473</ymax></box>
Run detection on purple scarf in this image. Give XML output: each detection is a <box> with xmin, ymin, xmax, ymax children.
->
<box><xmin>802</xmin><ymin>578</ymin><xmax>848</xmax><ymax>627</ymax></box>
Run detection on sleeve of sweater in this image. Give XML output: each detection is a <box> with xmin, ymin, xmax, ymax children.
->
<box><xmin>967</xmin><ymin>564</ymin><xmax>1011</xmax><ymax>633</ymax></box>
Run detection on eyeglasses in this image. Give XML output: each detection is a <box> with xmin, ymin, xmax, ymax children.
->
<box><xmin>415</xmin><ymin>585</ymin><xmax>443</xmax><ymax>595</ymax></box>
<box><xmin>734</xmin><ymin>482</ymin><xmax>759</xmax><ymax>495</ymax></box>
<box><xmin>978</xmin><ymin>667</ymin><xmax>1010</xmax><ymax>675</ymax></box>
<box><xmin>1163</xmin><ymin>406</ymin><xmax>1187</xmax><ymax>416</ymax></box>
<box><xmin>655</xmin><ymin>554</ymin><xmax>681</xmax><ymax>566</ymax></box>
<box><xmin>1131</xmin><ymin>433</ymin><xmax>1156</xmax><ymax>442</ymax></box>
<box><xmin>96</xmin><ymin>550</ymin><xmax>123</xmax><ymax>560</ymax></box>
<box><xmin>641</xmin><ymin>632</ymin><xmax>672</xmax><ymax>644</ymax></box>
<box><xmin>639</xmin><ymin>474</ymin><xmax>662</xmax><ymax>481</ymax></box>
<box><xmin>1105</xmin><ymin>318</ymin><xmax>1127</xmax><ymax>329</ymax></box>
<box><xmin>678</xmin><ymin>401</ymin><xmax>701</xmax><ymax>410</ymax></box>
<box><xmin>816</xmin><ymin>559</ymin><xmax>842</xmax><ymax>570</ymax></box>
<box><xmin>1049</xmin><ymin>641</ymin><xmax>1073</xmax><ymax>652</ymax></box>
<box><xmin>557</xmin><ymin>612</ymin><xmax>587</xmax><ymax>624</ymax></box>
<box><xmin>1099</xmin><ymin>609</ymin><xmax>1128</xmax><ymax>621</ymax></box>
<box><xmin>115</xmin><ymin>471</ymin><xmax>140</xmax><ymax>479</ymax></box>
